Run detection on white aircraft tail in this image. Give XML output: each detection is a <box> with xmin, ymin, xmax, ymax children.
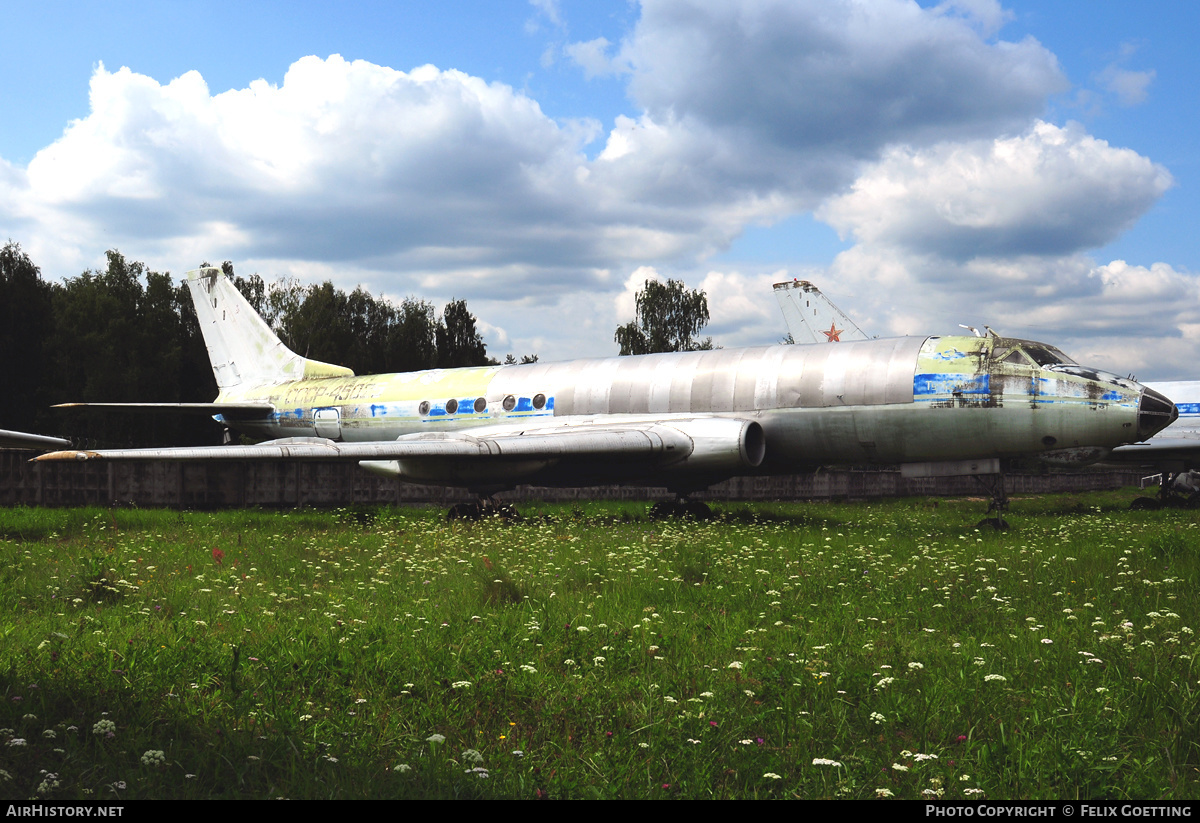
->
<box><xmin>773</xmin><ymin>279</ymin><xmax>869</xmax><ymax>344</ymax></box>
<box><xmin>186</xmin><ymin>267</ymin><xmax>354</xmax><ymax>390</ymax></box>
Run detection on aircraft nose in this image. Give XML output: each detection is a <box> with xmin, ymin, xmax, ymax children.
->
<box><xmin>1138</xmin><ymin>386</ymin><xmax>1177</xmax><ymax>440</ymax></box>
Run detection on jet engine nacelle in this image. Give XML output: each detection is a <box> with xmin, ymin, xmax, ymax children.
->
<box><xmin>360</xmin><ymin>416</ymin><xmax>765</xmax><ymax>490</ymax></box>
<box><xmin>653</xmin><ymin>417</ymin><xmax>766</xmax><ymax>475</ymax></box>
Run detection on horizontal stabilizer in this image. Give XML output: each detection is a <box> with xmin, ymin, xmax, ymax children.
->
<box><xmin>52</xmin><ymin>402</ymin><xmax>275</xmax><ymax>421</ymax></box>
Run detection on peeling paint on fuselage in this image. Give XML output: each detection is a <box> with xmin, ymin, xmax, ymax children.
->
<box><xmin>213</xmin><ymin>334</ymin><xmax>1144</xmax><ymax>475</ymax></box>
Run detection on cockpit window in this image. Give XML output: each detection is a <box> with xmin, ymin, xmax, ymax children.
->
<box><xmin>1001</xmin><ymin>349</ymin><xmax>1034</xmax><ymax>366</ymax></box>
<box><xmin>1024</xmin><ymin>345</ymin><xmax>1074</xmax><ymax>366</ymax></box>
<box><xmin>995</xmin><ymin>341</ymin><xmax>1076</xmax><ymax>368</ymax></box>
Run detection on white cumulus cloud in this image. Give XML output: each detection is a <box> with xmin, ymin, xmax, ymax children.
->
<box><xmin>818</xmin><ymin>121</ymin><xmax>1173</xmax><ymax>260</ymax></box>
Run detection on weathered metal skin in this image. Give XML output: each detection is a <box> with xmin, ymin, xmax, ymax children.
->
<box><xmin>37</xmin><ymin>267</ymin><xmax>1173</xmax><ymax>495</ymax></box>
<box><xmin>768</xmin><ymin>274</ymin><xmax>1182</xmax><ymax>482</ymax></box>
<box><xmin>220</xmin><ymin>332</ymin><xmax>1153</xmax><ymax>485</ymax></box>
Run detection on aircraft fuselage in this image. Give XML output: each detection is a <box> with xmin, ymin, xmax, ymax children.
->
<box><xmin>217</xmin><ymin>334</ymin><xmax>1160</xmax><ymax>488</ymax></box>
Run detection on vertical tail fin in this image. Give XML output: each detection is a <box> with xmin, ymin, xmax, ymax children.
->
<box><xmin>186</xmin><ymin>267</ymin><xmax>354</xmax><ymax>390</ymax></box>
<box><xmin>773</xmin><ymin>279</ymin><xmax>869</xmax><ymax>344</ymax></box>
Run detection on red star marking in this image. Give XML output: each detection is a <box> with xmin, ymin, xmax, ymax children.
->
<box><xmin>822</xmin><ymin>323</ymin><xmax>843</xmax><ymax>342</ymax></box>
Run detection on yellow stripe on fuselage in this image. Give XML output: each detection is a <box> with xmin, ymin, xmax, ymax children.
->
<box><xmin>224</xmin><ymin>366</ymin><xmax>501</xmax><ymax>410</ymax></box>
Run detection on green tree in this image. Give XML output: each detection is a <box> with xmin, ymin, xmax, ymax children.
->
<box><xmin>436</xmin><ymin>298</ymin><xmax>489</xmax><ymax>368</ymax></box>
<box><xmin>614</xmin><ymin>278</ymin><xmax>714</xmax><ymax>355</ymax></box>
<box><xmin>0</xmin><ymin>242</ymin><xmax>55</xmax><ymax>433</ymax></box>
<box><xmin>390</xmin><ymin>297</ymin><xmax>439</xmax><ymax>372</ymax></box>
<box><xmin>228</xmin><ymin>272</ymin><xmax>446</xmax><ymax>375</ymax></box>
<box><xmin>49</xmin><ymin>250</ymin><xmax>220</xmax><ymax>446</ymax></box>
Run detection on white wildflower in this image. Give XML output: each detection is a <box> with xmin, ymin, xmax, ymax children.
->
<box><xmin>140</xmin><ymin>750</ymin><xmax>166</xmax><ymax>767</ymax></box>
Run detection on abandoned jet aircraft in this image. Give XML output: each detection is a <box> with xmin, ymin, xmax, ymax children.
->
<box><xmin>35</xmin><ymin>268</ymin><xmax>1176</xmax><ymax>510</ymax></box>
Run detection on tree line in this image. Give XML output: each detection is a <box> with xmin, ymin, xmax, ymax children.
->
<box><xmin>0</xmin><ymin>244</ymin><xmax>501</xmax><ymax>447</ymax></box>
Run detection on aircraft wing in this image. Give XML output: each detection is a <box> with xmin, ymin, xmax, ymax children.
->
<box><xmin>1108</xmin><ymin>437</ymin><xmax>1200</xmax><ymax>465</ymax></box>
<box><xmin>32</xmin><ymin>422</ymin><xmax>702</xmax><ymax>463</ymax></box>
<box><xmin>0</xmin><ymin>429</ymin><xmax>71</xmax><ymax>450</ymax></box>
<box><xmin>31</xmin><ymin>416</ymin><xmax>765</xmax><ymax>490</ymax></box>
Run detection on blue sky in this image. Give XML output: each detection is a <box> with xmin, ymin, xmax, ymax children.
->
<box><xmin>2</xmin><ymin>0</ymin><xmax>1197</xmax><ymax>377</ymax></box>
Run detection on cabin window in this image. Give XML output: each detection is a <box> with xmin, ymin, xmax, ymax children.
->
<box><xmin>474</xmin><ymin>397</ymin><xmax>487</xmax><ymax>413</ymax></box>
<box><xmin>533</xmin><ymin>393</ymin><xmax>546</xmax><ymax>410</ymax></box>
<box><xmin>502</xmin><ymin>395</ymin><xmax>516</xmax><ymax>412</ymax></box>
<box><xmin>418</xmin><ymin>401</ymin><xmax>430</xmax><ymax>416</ymax></box>
<box><xmin>446</xmin><ymin>398</ymin><xmax>459</xmax><ymax>414</ymax></box>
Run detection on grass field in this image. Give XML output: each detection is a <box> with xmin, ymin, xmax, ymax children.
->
<box><xmin>1</xmin><ymin>490</ymin><xmax>1198</xmax><ymax>799</ymax></box>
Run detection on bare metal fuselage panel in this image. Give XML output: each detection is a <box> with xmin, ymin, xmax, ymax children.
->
<box><xmin>214</xmin><ymin>334</ymin><xmax>1148</xmax><ymax>483</ymax></box>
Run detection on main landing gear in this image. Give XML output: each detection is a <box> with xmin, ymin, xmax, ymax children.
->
<box><xmin>973</xmin><ymin>473</ymin><xmax>1010</xmax><ymax>530</ymax></box>
<box><xmin>649</xmin><ymin>498</ymin><xmax>713</xmax><ymax>520</ymax></box>
<box><xmin>1130</xmin><ymin>471</ymin><xmax>1200</xmax><ymax>510</ymax></box>
<box><xmin>446</xmin><ymin>498</ymin><xmax>521</xmax><ymax>522</ymax></box>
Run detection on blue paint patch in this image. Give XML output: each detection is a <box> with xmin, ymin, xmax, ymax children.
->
<box><xmin>1100</xmin><ymin>391</ymin><xmax>1124</xmax><ymax>402</ymax></box>
<box><xmin>1177</xmin><ymin>402</ymin><xmax>1200</xmax><ymax>417</ymax></box>
<box><xmin>370</xmin><ymin>404</ymin><xmax>388</xmax><ymax>417</ymax></box>
<box><xmin>429</xmin><ymin>408</ymin><xmax>446</xmax><ymax>417</ymax></box>
<box><xmin>914</xmin><ymin>373</ymin><xmax>989</xmax><ymax>396</ymax></box>
<box><xmin>547</xmin><ymin>397</ymin><xmax>555</xmax><ymax>410</ymax></box>
<box><xmin>516</xmin><ymin>397</ymin><xmax>533</xmax><ymax>412</ymax></box>
<box><xmin>927</xmin><ymin>348</ymin><xmax>971</xmax><ymax>361</ymax></box>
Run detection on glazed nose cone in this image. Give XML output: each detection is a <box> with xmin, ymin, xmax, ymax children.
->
<box><xmin>1138</xmin><ymin>386</ymin><xmax>1178</xmax><ymax>441</ymax></box>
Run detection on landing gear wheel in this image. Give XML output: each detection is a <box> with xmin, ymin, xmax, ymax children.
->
<box><xmin>649</xmin><ymin>500</ymin><xmax>713</xmax><ymax>520</ymax></box>
<box><xmin>446</xmin><ymin>501</ymin><xmax>521</xmax><ymax>522</ymax></box>
<box><xmin>974</xmin><ymin>517</ymin><xmax>1009</xmax><ymax>531</ymax></box>
<box><xmin>447</xmin><ymin>502</ymin><xmax>481</xmax><ymax>521</ymax></box>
